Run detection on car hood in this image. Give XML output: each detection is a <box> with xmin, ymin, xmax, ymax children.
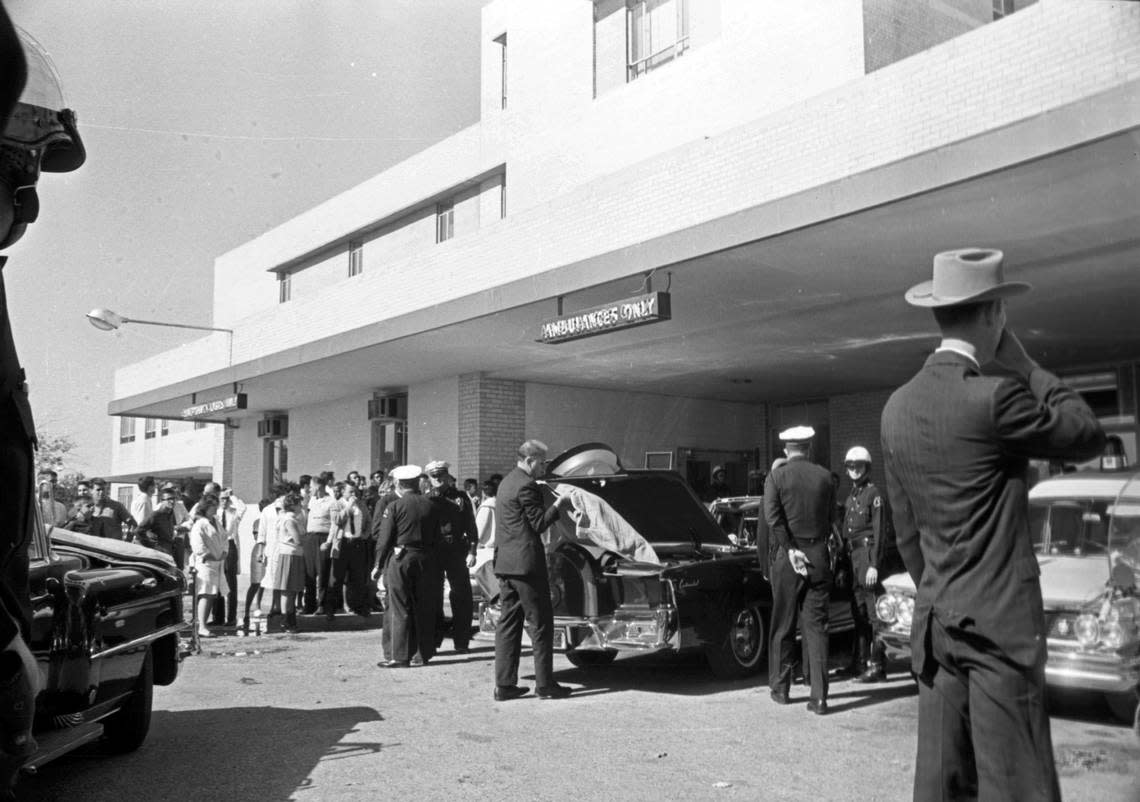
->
<box><xmin>879</xmin><ymin>557</ymin><xmax>1110</xmax><ymax>610</ymax></box>
<box><xmin>51</xmin><ymin>528</ymin><xmax>181</xmax><ymax>579</ymax></box>
<box><xmin>1037</xmin><ymin>555</ymin><xmax>1108</xmax><ymax>609</ymax></box>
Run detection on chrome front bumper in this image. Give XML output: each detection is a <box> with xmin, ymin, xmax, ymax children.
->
<box><xmin>1044</xmin><ymin>644</ymin><xmax>1140</xmax><ymax>693</ymax></box>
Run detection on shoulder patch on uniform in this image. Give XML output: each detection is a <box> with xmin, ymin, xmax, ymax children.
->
<box><xmin>873</xmin><ymin>496</ymin><xmax>882</xmax><ymax>508</ymax></box>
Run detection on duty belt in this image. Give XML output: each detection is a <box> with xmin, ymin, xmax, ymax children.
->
<box><xmin>846</xmin><ymin>534</ymin><xmax>873</xmax><ymax>551</ymax></box>
<box><xmin>793</xmin><ymin>536</ymin><xmax>825</xmax><ymax>546</ymax></box>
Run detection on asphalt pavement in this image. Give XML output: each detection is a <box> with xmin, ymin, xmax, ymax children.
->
<box><xmin>16</xmin><ymin>615</ymin><xmax>1140</xmax><ymax>802</ymax></box>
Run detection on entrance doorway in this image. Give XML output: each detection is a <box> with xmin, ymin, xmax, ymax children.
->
<box><xmin>261</xmin><ymin>438</ymin><xmax>288</xmax><ymax>499</ymax></box>
<box><xmin>371</xmin><ymin>419</ymin><xmax>407</xmax><ymax>474</ymax></box>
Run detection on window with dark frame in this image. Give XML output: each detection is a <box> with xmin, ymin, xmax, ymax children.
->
<box><xmin>348</xmin><ymin>239</ymin><xmax>363</xmax><ymax>277</ymax></box>
<box><xmin>161</xmin><ymin>419</ymin><xmax>169</xmax><ymax>437</ymax></box>
<box><xmin>627</xmin><ymin>0</ymin><xmax>689</xmax><ymax>82</ymax></box>
<box><xmin>144</xmin><ymin>418</ymin><xmax>157</xmax><ymax>439</ymax></box>
<box><xmin>119</xmin><ymin>417</ymin><xmax>136</xmax><ymax>444</ymax></box>
<box><xmin>278</xmin><ymin>271</ymin><xmax>291</xmax><ymax>303</ymax></box>
<box><xmin>436</xmin><ymin>200</ymin><xmax>455</xmax><ymax>243</ymax></box>
<box><xmin>992</xmin><ymin>0</ymin><xmax>1015</xmax><ymax>20</ymax></box>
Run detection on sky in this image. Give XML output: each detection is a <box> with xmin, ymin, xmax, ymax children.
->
<box><xmin>5</xmin><ymin>0</ymin><xmax>488</xmax><ymax>474</ymax></box>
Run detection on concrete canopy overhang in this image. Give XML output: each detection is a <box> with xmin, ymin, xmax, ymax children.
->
<box><xmin>110</xmin><ymin>83</ymin><xmax>1140</xmax><ymax>419</ymax></box>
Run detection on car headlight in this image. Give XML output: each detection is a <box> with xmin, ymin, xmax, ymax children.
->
<box><xmin>875</xmin><ymin>594</ymin><xmax>897</xmax><ymax>624</ymax></box>
<box><xmin>896</xmin><ymin>596</ymin><xmax>914</xmax><ymax>628</ymax></box>
<box><xmin>1101</xmin><ymin>621</ymin><xmax>1125</xmax><ymax>650</ymax></box>
<box><xmin>1075</xmin><ymin>614</ymin><xmax>1100</xmax><ymax>647</ymax></box>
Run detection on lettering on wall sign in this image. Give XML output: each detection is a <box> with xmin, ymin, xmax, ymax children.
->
<box><xmin>537</xmin><ymin>292</ymin><xmax>671</xmax><ymax>344</ymax></box>
<box><xmin>181</xmin><ymin>393</ymin><xmax>248</xmax><ymax>419</ymax></box>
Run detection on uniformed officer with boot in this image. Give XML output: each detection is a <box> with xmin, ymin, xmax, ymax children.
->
<box><xmin>841</xmin><ymin>446</ymin><xmax>891</xmax><ymax>683</ymax></box>
<box><xmin>764</xmin><ymin>426</ymin><xmax>835</xmax><ymax>715</ymax></box>
<box><xmin>424</xmin><ymin>460</ymin><xmax>478</xmax><ymax>653</ymax></box>
<box><xmin>372</xmin><ymin>465</ymin><xmax>439</xmax><ymax>669</ymax></box>
<box><xmin>1</xmin><ymin>12</ymin><xmax>86</xmax><ymax>794</ymax></box>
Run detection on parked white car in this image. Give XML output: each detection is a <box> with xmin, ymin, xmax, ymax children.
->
<box><xmin>874</xmin><ymin>467</ymin><xmax>1140</xmax><ymax>734</ymax></box>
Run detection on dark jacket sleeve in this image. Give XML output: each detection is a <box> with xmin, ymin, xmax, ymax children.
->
<box><xmin>993</xmin><ymin>367</ymin><xmax>1105</xmax><ymax>461</ymax></box>
<box><xmin>883</xmin><ymin>448</ymin><xmax>923</xmax><ymax>585</ymax></box>
<box><xmin>869</xmin><ymin>487</ymin><xmax>888</xmax><ymax>570</ymax></box>
<box><xmin>460</xmin><ymin>494</ymin><xmax>478</xmax><ymax>555</ymax></box>
<box><xmin>518</xmin><ymin>481</ymin><xmax>559</xmax><ymax>535</ymax></box>
<box><xmin>763</xmin><ymin>473</ymin><xmax>792</xmax><ymax>551</ymax></box>
<box><xmin>374</xmin><ymin>503</ymin><xmax>397</xmax><ymax>571</ymax></box>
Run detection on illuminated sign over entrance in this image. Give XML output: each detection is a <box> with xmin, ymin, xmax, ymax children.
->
<box><xmin>538</xmin><ymin>291</ymin><xmax>671</xmax><ymax>345</ymax></box>
<box><xmin>181</xmin><ymin>393</ymin><xmax>247</xmax><ymax>419</ymax></box>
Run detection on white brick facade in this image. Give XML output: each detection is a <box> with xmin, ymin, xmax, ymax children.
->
<box><xmin>108</xmin><ymin>0</ymin><xmax>1140</xmax><ymax>493</ymax></box>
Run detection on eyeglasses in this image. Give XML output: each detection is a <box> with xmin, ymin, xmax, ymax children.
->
<box><xmin>844</xmin><ymin>462</ymin><xmax>866</xmax><ymax>469</ymax></box>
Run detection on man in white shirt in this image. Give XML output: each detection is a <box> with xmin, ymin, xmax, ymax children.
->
<box><xmin>130</xmin><ymin>476</ymin><xmax>155</xmax><ymax>527</ymax></box>
<box><xmin>211</xmin><ymin>488</ymin><xmax>246</xmax><ymax>627</ymax></box>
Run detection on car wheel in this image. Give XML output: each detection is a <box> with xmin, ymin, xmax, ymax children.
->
<box><xmin>707</xmin><ymin>603</ymin><xmax>766</xmax><ymax>679</ymax></box>
<box><xmin>102</xmin><ymin>649</ymin><xmax>153</xmax><ymax>753</ymax></box>
<box><xmin>565</xmin><ymin>649</ymin><xmax>617</xmax><ymax>669</ymax></box>
<box><xmin>1105</xmin><ymin>689</ymin><xmax>1139</xmax><ymax>728</ymax></box>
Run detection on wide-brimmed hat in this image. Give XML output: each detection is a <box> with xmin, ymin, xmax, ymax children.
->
<box><xmin>905</xmin><ymin>248</ymin><xmax>1030</xmax><ymax>308</ymax></box>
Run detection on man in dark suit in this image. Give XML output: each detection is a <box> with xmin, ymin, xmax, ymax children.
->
<box><xmin>881</xmin><ymin>248</ymin><xmax>1105</xmax><ymax>801</ymax></box>
<box><xmin>763</xmin><ymin>426</ymin><xmax>835</xmax><ymax>715</ymax></box>
<box><xmin>492</xmin><ymin>439</ymin><xmax>573</xmax><ymax>701</ymax></box>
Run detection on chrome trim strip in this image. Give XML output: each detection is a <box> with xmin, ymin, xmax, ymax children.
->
<box><xmin>91</xmin><ymin>623</ymin><xmax>189</xmax><ymax>660</ymax></box>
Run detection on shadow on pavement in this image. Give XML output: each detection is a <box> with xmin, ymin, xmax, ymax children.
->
<box><xmin>823</xmin><ymin>679</ymin><xmax>918</xmax><ymax>713</ymax></box>
<box><xmin>17</xmin><ymin>706</ymin><xmax>383</xmax><ymax>801</ymax></box>
<box><xmin>529</xmin><ymin>651</ymin><xmax>764</xmax><ymax>698</ymax></box>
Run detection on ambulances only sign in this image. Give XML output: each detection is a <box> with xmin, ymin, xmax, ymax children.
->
<box><xmin>181</xmin><ymin>393</ymin><xmax>247</xmax><ymax>419</ymax></box>
<box><xmin>537</xmin><ymin>292</ymin><xmax>671</xmax><ymax>344</ymax></box>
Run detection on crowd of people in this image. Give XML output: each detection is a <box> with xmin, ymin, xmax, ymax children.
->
<box><xmin>33</xmin><ymin>465</ymin><xmax>505</xmax><ymax>645</ymax></box>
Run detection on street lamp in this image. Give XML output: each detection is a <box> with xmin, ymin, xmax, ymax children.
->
<box><xmin>86</xmin><ymin>307</ymin><xmax>234</xmax><ymax>364</ymax></box>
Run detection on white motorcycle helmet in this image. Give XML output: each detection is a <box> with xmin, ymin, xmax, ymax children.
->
<box><xmin>1</xmin><ymin>26</ymin><xmax>85</xmax><ymax>247</ymax></box>
<box><xmin>844</xmin><ymin>446</ymin><xmax>872</xmax><ymax>481</ymax></box>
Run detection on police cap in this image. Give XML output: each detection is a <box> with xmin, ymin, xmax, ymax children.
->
<box><xmin>390</xmin><ymin>465</ymin><xmax>423</xmax><ymax>482</ymax></box>
<box><xmin>778</xmin><ymin>425</ymin><xmax>815</xmax><ymax>444</ymax></box>
<box><xmin>424</xmin><ymin>460</ymin><xmax>450</xmax><ymax>477</ymax></box>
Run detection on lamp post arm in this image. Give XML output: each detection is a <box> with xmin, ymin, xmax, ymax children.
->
<box><xmin>122</xmin><ymin>317</ymin><xmax>233</xmax><ymax>334</ymax></box>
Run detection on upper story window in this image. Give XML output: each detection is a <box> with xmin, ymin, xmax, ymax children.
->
<box><xmin>161</xmin><ymin>419</ymin><xmax>169</xmax><ymax>437</ymax></box>
<box><xmin>436</xmin><ymin>201</ymin><xmax>455</xmax><ymax>243</ymax></box>
<box><xmin>627</xmin><ymin>0</ymin><xmax>689</xmax><ymax>82</ymax></box>
<box><xmin>494</xmin><ymin>33</ymin><xmax>507</xmax><ymax>110</ymax></box>
<box><xmin>144</xmin><ymin>418</ymin><xmax>157</xmax><ymax>440</ymax></box>
<box><xmin>278</xmin><ymin>271</ymin><xmax>292</xmax><ymax>303</ymax></box>
<box><xmin>119</xmin><ymin>417</ymin><xmax>136</xmax><ymax>444</ymax></box>
<box><xmin>348</xmin><ymin>239</ymin><xmax>364</xmax><ymax>277</ymax></box>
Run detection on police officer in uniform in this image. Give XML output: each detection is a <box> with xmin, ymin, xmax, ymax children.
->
<box><xmin>763</xmin><ymin>426</ymin><xmax>835</xmax><ymax>714</ymax></box>
<box><xmin>424</xmin><ymin>460</ymin><xmax>478</xmax><ymax>653</ymax></box>
<box><xmin>372</xmin><ymin>465</ymin><xmax>439</xmax><ymax>668</ymax></box>
<box><xmin>1</xmin><ymin>14</ymin><xmax>86</xmax><ymax>793</ymax></box>
<box><xmin>841</xmin><ymin>446</ymin><xmax>891</xmax><ymax>683</ymax></box>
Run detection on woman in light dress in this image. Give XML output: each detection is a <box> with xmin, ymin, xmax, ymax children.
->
<box><xmin>264</xmin><ymin>491</ymin><xmax>307</xmax><ymax>633</ymax></box>
<box><xmin>188</xmin><ymin>494</ymin><xmax>227</xmax><ymax>638</ymax></box>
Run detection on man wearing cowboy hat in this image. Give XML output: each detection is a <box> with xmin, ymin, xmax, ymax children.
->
<box><xmin>881</xmin><ymin>248</ymin><xmax>1105</xmax><ymax>800</ymax></box>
